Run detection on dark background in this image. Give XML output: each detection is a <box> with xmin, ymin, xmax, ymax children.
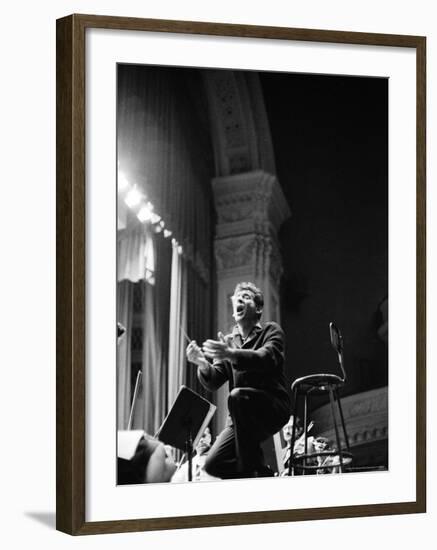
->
<box><xmin>261</xmin><ymin>72</ymin><xmax>388</xmax><ymax>398</ymax></box>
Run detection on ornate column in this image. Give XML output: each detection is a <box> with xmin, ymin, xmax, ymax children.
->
<box><xmin>212</xmin><ymin>169</ymin><xmax>291</xmax><ymax>431</ymax></box>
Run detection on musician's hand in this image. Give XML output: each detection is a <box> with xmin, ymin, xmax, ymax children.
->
<box><xmin>202</xmin><ymin>333</ymin><xmax>235</xmax><ymax>361</ymax></box>
<box><xmin>186</xmin><ymin>340</ymin><xmax>208</xmax><ymax>367</ymax></box>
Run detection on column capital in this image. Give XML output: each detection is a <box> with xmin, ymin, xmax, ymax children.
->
<box><xmin>212</xmin><ymin>170</ymin><xmax>291</xmax><ymax>239</ymax></box>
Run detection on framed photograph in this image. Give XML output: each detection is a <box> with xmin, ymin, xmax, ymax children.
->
<box><xmin>56</xmin><ymin>14</ymin><xmax>426</xmax><ymax>535</ymax></box>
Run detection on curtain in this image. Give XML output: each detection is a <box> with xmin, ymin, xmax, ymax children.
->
<box><xmin>117</xmin><ymin>224</ymin><xmax>158</xmax><ymax>432</ymax></box>
<box><xmin>132</xmin><ymin>281</ymin><xmax>159</xmax><ymax>434</ymax></box>
<box><xmin>117</xmin><ymin>64</ymin><xmax>214</xmax><ymax>285</ymax></box>
<box><xmin>117</xmin><ymin>280</ymin><xmax>134</xmax><ymax>429</ymax></box>
<box><xmin>186</xmin><ymin>263</ymin><xmax>213</xmax><ymax>399</ymax></box>
<box><xmin>131</xmin><ymin>234</ymin><xmax>172</xmax><ymax>435</ymax></box>
<box><xmin>118</xmin><ymin>225</ymin><xmax>154</xmax><ymax>283</ymax></box>
<box><xmin>117</xmin><ymin>64</ymin><xmax>215</xmax><ymax>435</ymax></box>
<box><xmin>127</xmin><ymin>235</ymin><xmax>211</xmax><ymax>434</ymax></box>
<box><xmin>168</xmin><ymin>240</ymin><xmax>188</xmax><ymax>410</ymax></box>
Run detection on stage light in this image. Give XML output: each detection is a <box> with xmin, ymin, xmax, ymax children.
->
<box><xmin>177</xmin><ymin>245</ymin><xmax>183</xmax><ymax>255</ymax></box>
<box><xmin>118</xmin><ymin>172</ymin><xmax>129</xmax><ymax>192</ymax></box>
<box><xmin>125</xmin><ymin>187</ymin><xmax>142</xmax><ymax>208</ymax></box>
<box><xmin>137</xmin><ymin>204</ymin><xmax>153</xmax><ymax>222</ymax></box>
<box><xmin>159</xmin><ymin>220</ymin><xmax>165</xmax><ymax>228</ymax></box>
<box><xmin>164</xmin><ymin>229</ymin><xmax>172</xmax><ymax>238</ymax></box>
<box><xmin>150</xmin><ymin>213</ymin><xmax>161</xmax><ymax>225</ymax></box>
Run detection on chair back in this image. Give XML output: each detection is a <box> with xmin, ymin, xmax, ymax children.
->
<box><xmin>329</xmin><ymin>322</ymin><xmax>346</xmax><ymax>382</ymax></box>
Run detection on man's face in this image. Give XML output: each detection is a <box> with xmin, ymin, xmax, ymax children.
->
<box><xmin>313</xmin><ymin>437</ymin><xmax>329</xmax><ymax>452</ymax></box>
<box><xmin>282</xmin><ymin>416</ymin><xmax>302</xmax><ymax>442</ymax></box>
<box><xmin>231</xmin><ymin>289</ymin><xmax>260</xmax><ymax>324</ymax></box>
<box><xmin>196</xmin><ymin>427</ymin><xmax>212</xmax><ymax>455</ymax></box>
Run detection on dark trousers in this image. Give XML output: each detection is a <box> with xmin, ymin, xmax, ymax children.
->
<box><xmin>204</xmin><ymin>387</ymin><xmax>289</xmax><ymax>479</ymax></box>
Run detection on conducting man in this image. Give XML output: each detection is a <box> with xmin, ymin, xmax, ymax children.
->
<box><xmin>186</xmin><ymin>282</ymin><xmax>290</xmax><ymax>479</ymax></box>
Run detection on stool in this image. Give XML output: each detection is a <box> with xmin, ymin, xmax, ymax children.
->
<box><xmin>287</xmin><ymin>322</ymin><xmax>352</xmax><ymax>475</ymax></box>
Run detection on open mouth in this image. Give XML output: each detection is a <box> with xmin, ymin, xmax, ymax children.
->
<box><xmin>235</xmin><ymin>304</ymin><xmax>245</xmax><ymax>316</ymax></box>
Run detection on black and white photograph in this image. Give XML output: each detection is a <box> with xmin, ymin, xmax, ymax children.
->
<box><xmin>2</xmin><ymin>0</ymin><xmax>432</xmax><ymax>546</ymax></box>
<box><xmin>116</xmin><ymin>63</ymin><xmax>388</xmax><ymax>485</ymax></box>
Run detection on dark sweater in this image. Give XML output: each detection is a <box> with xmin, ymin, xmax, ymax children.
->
<box><xmin>198</xmin><ymin>321</ymin><xmax>290</xmax><ymax>411</ymax></box>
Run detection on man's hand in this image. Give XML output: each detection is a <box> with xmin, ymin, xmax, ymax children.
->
<box><xmin>186</xmin><ymin>340</ymin><xmax>208</xmax><ymax>367</ymax></box>
<box><xmin>202</xmin><ymin>332</ymin><xmax>235</xmax><ymax>361</ymax></box>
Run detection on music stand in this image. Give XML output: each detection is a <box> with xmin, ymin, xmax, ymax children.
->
<box><xmin>155</xmin><ymin>386</ymin><xmax>216</xmax><ymax>481</ymax></box>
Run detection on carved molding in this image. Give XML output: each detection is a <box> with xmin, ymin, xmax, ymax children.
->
<box><xmin>211</xmin><ymin>72</ymin><xmax>246</xmax><ymax>149</ymax></box>
<box><xmin>311</xmin><ymin>386</ymin><xmax>388</xmax><ymax>448</ymax></box>
<box><xmin>213</xmin><ymin>170</ymin><xmax>291</xmax><ymax>237</ymax></box>
<box><xmin>203</xmin><ymin>70</ymin><xmax>276</xmax><ymax>177</ymax></box>
<box><xmin>215</xmin><ymin>235</ymin><xmax>257</xmax><ymax>272</ymax></box>
<box><xmin>214</xmin><ymin>233</ymin><xmax>284</xmax><ymax>285</ymax></box>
